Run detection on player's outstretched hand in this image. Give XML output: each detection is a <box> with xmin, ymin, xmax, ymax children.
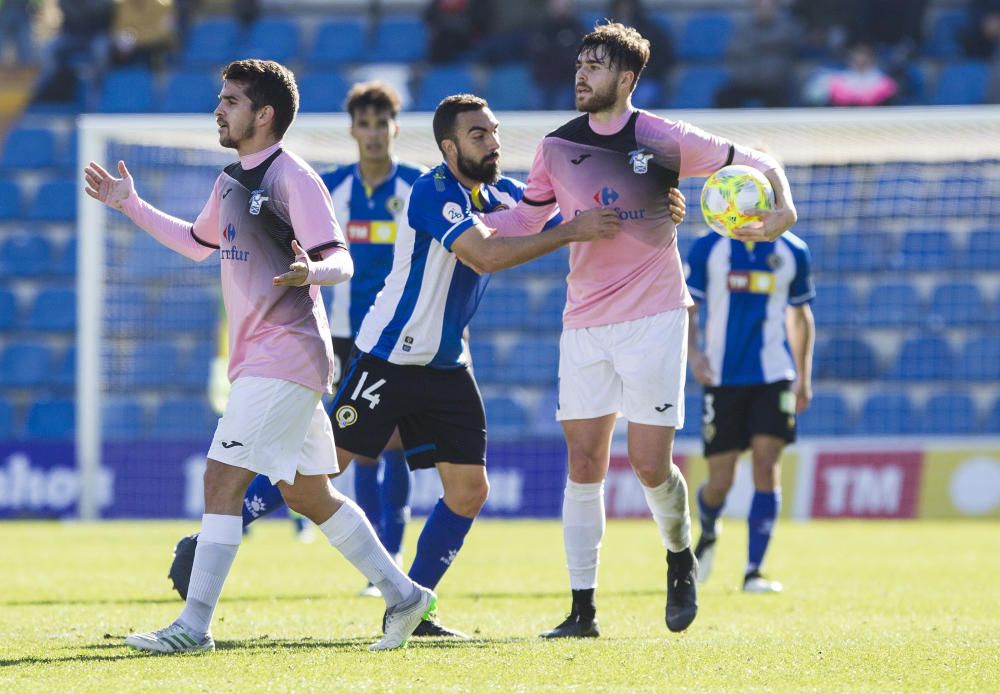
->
<box><xmin>668</xmin><ymin>187</ymin><xmax>686</xmax><ymax>225</ymax></box>
<box><xmin>83</xmin><ymin>160</ymin><xmax>135</xmax><ymax>212</ymax></box>
<box><xmin>688</xmin><ymin>349</ymin><xmax>714</xmax><ymax>386</ymax></box>
<box><xmin>566</xmin><ymin>207</ymin><xmax>621</xmax><ymax>242</ymax></box>
<box><xmin>730</xmin><ymin>207</ymin><xmax>796</xmax><ymax>243</ymax></box>
<box><xmin>273</xmin><ymin>239</ymin><xmax>312</xmax><ymax>286</ymax></box>
<box><xmin>794</xmin><ymin>378</ymin><xmax>812</xmax><ymax>414</ymax></box>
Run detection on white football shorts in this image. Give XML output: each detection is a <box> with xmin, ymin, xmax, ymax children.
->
<box><xmin>557</xmin><ymin>308</ymin><xmax>688</xmax><ymax>427</ymax></box>
<box><xmin>207</xmin><ymin>376</ymin><xmax>339</xmax><ymax>485</ymax></box>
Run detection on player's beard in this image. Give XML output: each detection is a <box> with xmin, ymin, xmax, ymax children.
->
<box><xmin>219</xmin><ymin>120</ymin><xmax>255</xmax><ymax>149</ymax></box>
<box><xmin>456</xmin><ymin>147</ymin><xmax>501</xmax><ymax>185</ymax></box>
<box><xmin>576</xmin><ymin>81</ymin><xmax>617</xmax><ymax>114</ymax></box>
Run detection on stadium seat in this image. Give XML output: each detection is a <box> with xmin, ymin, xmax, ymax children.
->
<box><xmin>472</xmin><ymin>285</ymin><xmax>531</xmax><ymax>332</ymax></box>
<box><xmin>243</xmin><ymin>17</ymin><xmax>301</xmax><ymax>63</ymax></box>
<box><xmin>181</xmin><ymin>17</ymin><xmax>242</xmax><ymax>67</ymax></box>
<box><xmin>25</xmin><ymin>397</ymin><xmax>74</xmax><ymax>440</ymax></box>
<box><xmin>677</xmin><ymin>12</ymin><xmax>734</xmax><ymax>60</ymax></box>
<box><xmin>530</xmin><ymin>285</ymin><xmax>566</xmax><ymax>333</ymax></box>
<box><xmin>129</xmin><ymin>342</ymin><xmax>183</xmax><ymax>388</ymax></box>
<box><xmin>923</xmin><ymin>9</ymin><xmax>970</xmax><ymax>59</ymax></box>
<box><xmin>922</xmin><ymin>391</ymin><xmax>979</xmax><ymax>434</ymax></box>
<box><xmin>1</xmin><ymin>128</ymin><xmax>57</xmax><ymax>169</ymax></box>
<box><xmin>367</xmin><ymin>16</ymin><xmax>426</xmax><ymax>63</ymax></box>
<box><xmin>863</xmin><ymin>166</ymin><xmax>928</xmax><ymax>221</ymax></box>
<box><xmin>27</xmin><ymin>287</ymin><xmax>76</xmax><ymax>332</ymax></box>
<box><xmin>159</xmin><ymin>289</ymin><xmax>217</xmax><ymax>333</ymax></box>
<box><xmin>888</xmin><ymin>336</ymin><xmax>955</xmax><ymax>381</ymax></box>
<box><xmin>104</xmin><ymin>288</ymin><xmax>154</xmax><ymax>336</ymax></box>
<box><xmin>0</xmin><ymin>340</ymin><xmax>52</xmax><ymax>387</ymax></box>
<box><xmin>469</xmin><ymin>340</ymin><xmax>503</xmax><ymax>387</ymax></box>
<box><xmin>861</xmin><ymin>281</ymin><xmax>922</xmax><ymax>327</ymax></box>
<box><xmin>899</xmin><ymin>230</ymin><xmax>956</xmax><ymax>271</ymax></box>
<box><xmin>484</xmin><ymin>395</ymin><xmax>529</xmax><ymax>441</ymax></box>
<box><xmin>929</xmin><ymin>282</ymin><xmax>987</xmax><ymax>327</ymax></box>
<box><xmin>122</xmin><ymin>231</ymin><xmax>196</xmax><ymax>279</ymax></box>
<box><xmin>178</xmin><ymin>346</ymin><xmax>213</xmax><ymax>391</ymax></box>
<box><xmin>810</xmin><ymin>282</ymin><xmax>857</xmax><ymax>327</ymax></box>
<box><xmin>503</xmin><ymin>337</ymin><xmax>559</xmax><ymax>385</ymax></box>
<box><xmin>792</xmin><ymin>166</ymin><xmax>864</xmax><ymax>227</ymax></box>
<box><xmin>0</xmin><ymin>233</ymin><xmax>51</xmax><ymax>277</ymax></box>
<box><xmin>485</xmin><ymin>65</ymin><xmax>542</xmax><ymax>111</ymax></box>
<box><xmin>677</xmin><ymin>392</ymin><xmax>704</xmax><ymax>438</ymax></box>
<box><xmin>0</xmin><ymin>396</ymin><xmax>12</xmax><ymax>439</ymax></box>
<box><xmin>96</xmin><ymin>68</ymin><xmax>156</xmax><ymax>113</ymax></box>
<box><xmin>27</xmin><ymin>178</ymin><xmax>76</xmax><ymax>221</ymax></box>
<box><xmin>961</xmin><ymin>227</ymin><xmax>1000</xmax><ymax>270</ymax></box>
<box><xmin>930</xmin><ymin>61</ymin><xmax>989</xmax><ymax>105</ymax></box>
<box><xmin>813</xmin><ymin>336</ymin><xmax>880</xmax><ymax>381</ymax></box>
<box><xmin>414</xmin><ymin>66</ymin><xmax>477</xmax><ymax>112</ymax></box>
<box><xmin>954</xmin><ymin>336</ymin><xmax>1000</xmax><ymax>381</ymax></box>
<box><xmin>823</xmin><ymin>231</ymin><xmax>893</xmax><ymax>274</ymax></box>
<box><xmin>149</xmin><ymin>396</ymin><xmax>218</xmax><ymax>439</ymax></box>
<box><xmin>160</xmin><ymin>70</ymin><xmax>220</xmax><ymax>113</ymax></box>
<box><xmin>53</xmin><ymin>344</ymin><xmax>75</xmax><ymax>390</ymax></box>
<box><xmin>797</xmin><ymin>391</ymin><xmax>852</xmax><ymax>436</ymax></box>
<box><xmin>56</xmin><ymin>128</ymin><xmax>78</xmax><ymax>171</ymax></box>
<box><xmin>669</xmin><ymin>66</ymin><xmax>730</xmax><ymax>109</ymax></box>
<box><xmin>296</xmin><ymin>71</ymin><xmax>351</xmax><ymax>113</ymax></box>
<box><xmin>103</xmin><ymin>395</ymin><xmax>146</xmax><ymax>441</ymax></box>
<box><xmin>987</xmin><ymin>397</ymin><xmax>1000</xmax><ymax>434</ymax></box>
<box><xmin>0</xmin><ymin>179</ymin><xmax>21</xmax><ymax>219</ymax></box>
<box><xmin>308</xmin><ymin>18</ymin><xmax>368</xmax><ymax>66</ymax></box>
<box><xmin>0</xmin><ymin>287</ymin><xmax>18</xmax><ymax>330</ymax></box>
<box><xmin>53</xmin><ymin>237</ymin><xmax>77</xmax><ymax>278</ymax></box>
<box><xmin>855</xmin><ymin>391</ymin><xmax>921</xmax><ymax>435</ymax></box>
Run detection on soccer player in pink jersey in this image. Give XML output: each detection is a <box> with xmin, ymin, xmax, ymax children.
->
<box><xmin>482</xmin><ymin>23</ymin><xmax>798</xmax><ymax>637</ymax></box>
<box><xmin>83</xmin><ymin>59</ymin><xmax>434</xmax><ymax>653</ymax></box>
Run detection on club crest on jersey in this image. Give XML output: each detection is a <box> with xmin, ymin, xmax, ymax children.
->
<box><xmin>628</xmin><ymin>148</ymin><xmax>654</xmax><ymax>174</ymax></box>
<box><xmin>442</xmin><ymin>201</ymin><xmax>465</xmax><ymax>223</ymax></box>
<box><xmin>335</xmin><ymin>405</ymin><xmax>358</xmax><ymax>428</ymax></box>
<box><xmin>767</xmin><ymin>253</ymin><xmax>783</xmax><ymax>270</ymax></box>
<box><xmin>386</xmin><ymin>195</ymin><xmax>405</xmax><ymax>214</ymax></box>
<box><xmin>248</xmin><ymin>189</ymin><xmax>268</xmax><ymax>216</ymax></box>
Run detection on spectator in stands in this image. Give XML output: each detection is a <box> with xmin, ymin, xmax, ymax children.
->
<box><xmin>477</xmin><ymin>0</ymin><xmax>534</xmax><ymax>64</ymax></box>
<box><xmin>0</xmin><ymin>0</ymin><xmax>39</xmax><ymax>66</ymax></box>
<box><xmin>850</xmin><ymin>0</ymin><xmax>927</xmax><ymax>60</ymax></box>
<box><xmin>813</xmin><ymin>42</ymin><xmax>898</xmax><ymax>107</ymax></box>
<box><xmin>110</xmin><ymin>0</ymin><xmax>176</xmax><ymax>69</ymax></box>
<box><xmin>423</xmin><ymin>0</ymin><xmax>493</xmax><ymax>64</ymax></box>
<box><xmin>529</xmin><ymin>0</ymin><xmax>586</xmax><ymax>109</ymax></box>
<box><xmin>32</xmin><ymin>0</ymin><xmax>113</xmax><ymax>105</ymax></box>
<box><xmin>790</xmin><ymin>0</ymin><xmax>852</xmax><ymax>58</ymax></box>
<box><xmin>962</xmin><ymin>0</ymin><xmax>1000</xmax><ymax>59</ymax></box>
<box><xmin>714</xmin><ymin>0</ymin><xmax>800</xmax><ymax>109</ymax></box>
<box><xmin>604</xmin><ymin>0</ymin><xmax>674</xmax><ymax>97</ymax></box>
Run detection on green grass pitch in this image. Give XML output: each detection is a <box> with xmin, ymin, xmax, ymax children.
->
<box><xmin>2</xmin><ymin>519</ymin><xmax>997</xmax><ymax>692</ymax></box>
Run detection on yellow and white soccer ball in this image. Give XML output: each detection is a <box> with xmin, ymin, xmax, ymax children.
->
<box><xmin>700</xmin><ymin>164</ymin><xmax>774</xmax><ymax>237</ymax></box>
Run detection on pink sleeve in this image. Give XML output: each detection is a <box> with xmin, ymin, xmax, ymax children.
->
<box><xmin>670</xmin><ymin>119</ymin><xmax>779</xmax><ymax>178</ymax></box>
<box><xmin>480</xmin><ymin>142</ymin><xmax>557</xmax><ymax>237</ymax></box>
<box><xmin>121</xmin><ymin>179</ymin><xmax>218</xmax><ymax>261</ymax></box>
<box><xmin>285</xmin><ymin>165</ymin><xmax>345</xmax><ymax>259</ymax></box>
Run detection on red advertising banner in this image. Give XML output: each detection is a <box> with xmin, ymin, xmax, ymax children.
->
<box><xmin>811</xmin><ymin>451</ymin><xmax>924</xmax><ymax>519</ymax></box>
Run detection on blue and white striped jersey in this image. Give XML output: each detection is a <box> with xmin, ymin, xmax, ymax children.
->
<box><xmin>685</xmin><ymin>232</ymin><xmax>814</xmax><ymax>386</ymax></box>
<box><xmin>321</xmin><ymin>160</ymin><xmax>425</xmax><ymax>338</ymax></box>
<box><xmin>355</xmin><ymin>162</ymin><xmax>559</xmax><ymax>368</ymax></box>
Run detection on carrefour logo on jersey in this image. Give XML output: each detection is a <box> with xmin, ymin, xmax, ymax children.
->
<box><xmin>220</xmin><ymin>222</ymin><xmax>251</xmax><ymax>261</ymax></box>
<box><xmin>594</xmin><ymin>187</ymin><xmax>619</xmax><ymax>205</ymax></box>
<box><xmin>223</xmin><ymin>223</ymin><xmax>236</xmax><ymax>242</ymax></box>
<box><xmin>577</xmin><ymin>186</ymin><xmax>646</xmax><ymax>221</ymax></box>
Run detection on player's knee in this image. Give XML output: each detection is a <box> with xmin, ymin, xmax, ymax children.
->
<box><xmin>445</xmin><ymin>478</ymin><xmax>489</xmax><ymax>517</ymax></box>
<box><xmin>632</xmin><ymin>459</ymin><xmax>666</xmax><ymax>488</ymax></box>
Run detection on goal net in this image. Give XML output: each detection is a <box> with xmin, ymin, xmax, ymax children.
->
<box><xmin>77</xmin><ymin>107</ymin><xmax>1000</xmax><ymax>519</ymax></box>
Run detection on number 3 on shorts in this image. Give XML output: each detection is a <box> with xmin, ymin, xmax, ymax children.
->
<box><xmin>351</xmin><ymin>371</ymin><xmax>386</xmax><ymax>409</ymax></box>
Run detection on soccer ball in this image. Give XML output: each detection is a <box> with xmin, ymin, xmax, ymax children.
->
<box><xmin>700</xmin><ymin>165</ymin><xmax>774</xmax><ymax>237</ymax></box>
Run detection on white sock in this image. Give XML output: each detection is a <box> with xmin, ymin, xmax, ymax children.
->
<box><xmin>642</xmin><ymin>463</ymin><xmax>692</xmax><ymax>553</ymax></box>
<box><xmin>319</xmin><ymin>498</ymin><xmax>415</xmax><ymax>608</ymax></box>
<box><xmin>563</xmin><ymin>480</ymin><xmax>606</xmax><ymax>590</ymax></box>
<box><xmin>177</xmin><ymin>513</ymin><xmax>242</xmax><ymax>637</ymax></box>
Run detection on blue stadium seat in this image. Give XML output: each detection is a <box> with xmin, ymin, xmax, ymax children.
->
<box><xmin>791</xmin><ymin>166</ymin><xmax>864</xmax><ymax>226</ymax></box>
<box><xmin>0</xmin><ymin>287</ymin><xmax>18</xmax><ymax>330</ymax></box>
<box><xmin>1</xmin><ymin>128</ymin><xmax>56</xmax><ymax>169</ymax></box>
<box><xmin>149</xmin><ymin>396</ymin><xmax>218</xmax><ymax>439</ymax></box>
<box><xmin>863</xmin><ymin>164</ymin><xmax>927</xmax><ymax>220</ymax></box>
<box><xmin>530</xmin><ymin>388</ymin><xmax>563</xmax><ymax>439</ymax></box>
<box><xmin>103</xmin><ymin>395</ymin><xmax>146</xmax><ymax>441</ymax></box>
<box><xmin>485</xmin><ymin>65</ymin><xmax>542</xmax><ymax>110</ymax></box>
<box><xmin>0</xmin><ymin>340</ymin><xmax>52</xmax><ymax>387</ymax></box>
<box><xmin>178</xmin><ymin>345</ymin><xmax>213</xmax><ymax>390</ymax></box>
<box><xmin>56</xmin><ymin>128</ymin><xmax>78</xmax><ymax>171</ymax></box>
<box><xmin>28</xmin><ymin>178</ymin><xmax>76</xmax><ymax>221</ymax></box>
<box><xmin>899</xmin><ymin>230</ymin><xmax>956</xmax><ymax>271</ymax></box>
<box><xmin>129</xmin><ymin>342</ymin><xmax>183</xmax><ymax>388</ymax></box>
<box><xmin>243</xmin><ymin>17</ymin><xmax>301</xmax><ymax>63</ymax></box>
<box><xmin>823</xmin><ymin>231</ymin><xmax>893</xmax><ymax>274</ymax></box>
<box><xmin>122</xmin><ymin>231</ymin><xmax>196</xmax><ymax>278</ymax></box>
<box><xmin>954</xmin><ymin>336</ymin><xmax>1000</xmax><ymax>381</ymax></box>
<box><xmin>27</xmin><ymin>287</ymin><xmax>76</xmax><ymax>332</ymax></box>
<box><xmin>160</xmin><ymin>289</ymin><xmax>217</xmax><ymax>333</ymax></box>
<box><xmin>677</xmin><ymin>12</ymin><xmax>734</xmax><ymax>60</ymax></box>
<box><xmin>888</xmin><ymin>336</ymin><xmax>955</xmax><ymax>381</ymax></box>
<box><xmin>53</xmin><ymin>237</ymin><xmax>76</xmax><ymax>277</ymax></box>
<box><xmin>367</xmin><ymin>16</ymin><xmax>426</xmax><ymax>63</ymax></box>
<box><xmin>810</xmin><ymin>282</ymin><xmax>857</xmax><ymax>327</ymax></box>
<box><xmin>988</xmin><ymin>397</ymin><xmax>1000</xmax><ymax>434</ymax></box>
<box><xmin>104</xmin><ymin>289</ymin><xmax>154</xmax><ymax>336</ymax></box>
<box><xmin>503</xmin><ymin>245</ymin><xmax>570</xmax><ymax>280</ymax></box>
<box><xmin>53</xmin><ymin>344</ymin><xmax>75</xmax><ymax>389</ymax></box>
<box><xmin>798</xmin><ymin>391</ymin><xmax>851</xmax><ymax>436</ymax></box>
<box><xmin>856</xmin><ymin>391</ymin><xmax>921</xmax><ymax>435</ymax></box>
<box><xmin>484</xmin><ymin>395</ymin><xmax>529</xmax><ymax>440</ymax></box>
<box><xmin>160</xmin><ymin>70</ymin><xmax>220</xmax><ymax>113</ymax></box>
<box><xmin>931</xmin><ymin>61</ymin><xmax>989</xmax><ymax>105</ymax></box>
<box><xmin>922</xmin><ymin>391</ymin><xmax>979</xmax><ymax>434</ymax></box>
<box><xmin>308</xmin><ymin>18</ymin><xmax>368</xmax><ymax>66</ymax></box>
<box><xmin>181</xmin><ymin>17</ymin><xmax>242</xmax><ymax>67</ymax></box>
<box><xmin>923</xmin><ymin>9</ymin><xmax>970</xmax><ymax>59</ymax></box>
<box><xmin>25</xmin><ymin>397</ymin><xmax>74</xmax><ymax>440</ymax></box>
<box><xmin>669</xmin><ymin>66</ymin><xmax>730</xmax><ymax>109</ymax></box>
<box><xmin>469</xmin><ymin>340</ymin><xmax>503</xmax><ymax>387</ymax></box>
<box><xmin>0</xmin><ymin>179</ymin><xmax>21</xmax><ymax>219</ymax></box>
<box><xmin>414</xmin><ymin>66</ymin><xmax>477</xmax><ymax>111</ymax></box>
<box><xmin>813</xmin><ymin>336</ymin><xmax>880</xmax><ymax>381</ymax></box>
<box><xmin>471</xmin><ymin>285</ymin><xmax>531</xmax><ymax>332</ymax></box>
<box><xmin>862</xmin><ymin>281</ymin><xmax>922</xmax><ymax>327</ymax></box>
<box><xmin>962</xmin><ymin>227</ymin><xmax>1000</xmax><ymax>270</ymax></box>
<box><xmin>0</xmin><ymin>396</ymin><xmax>12</xmax><ymax>439</ymax></box>
<box><xmin>97</xmin><ymin>68</ymin><xmax>155</xmax><ymax>113</ymax></box>
<box><xmin>530</xmin><ymin>285</ymin><xmax>565</xmax><ymax>333</ymax></box>
<box><xmin>930</xmin><ymin>282</ymin><xmax>987</xmax><ymax>327</ymax></box>
<box><xmin>0</xmin><ymin>233</ymin><xmax>51</xmax><ymax>277</ymax></box>
<box><xmin>677</xmin><ymin>392</ymin><xmax>703</xmax><ymax>438</ymax></box>
<box><xmin>296</xmin><ymin>71</ymin><xmax>351</xmax><ymax>113</ymax></box>
<box><xmin>503</xmin><ymin>337</ymin><xmax>559</xmax><ymax>385</ymax></box>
